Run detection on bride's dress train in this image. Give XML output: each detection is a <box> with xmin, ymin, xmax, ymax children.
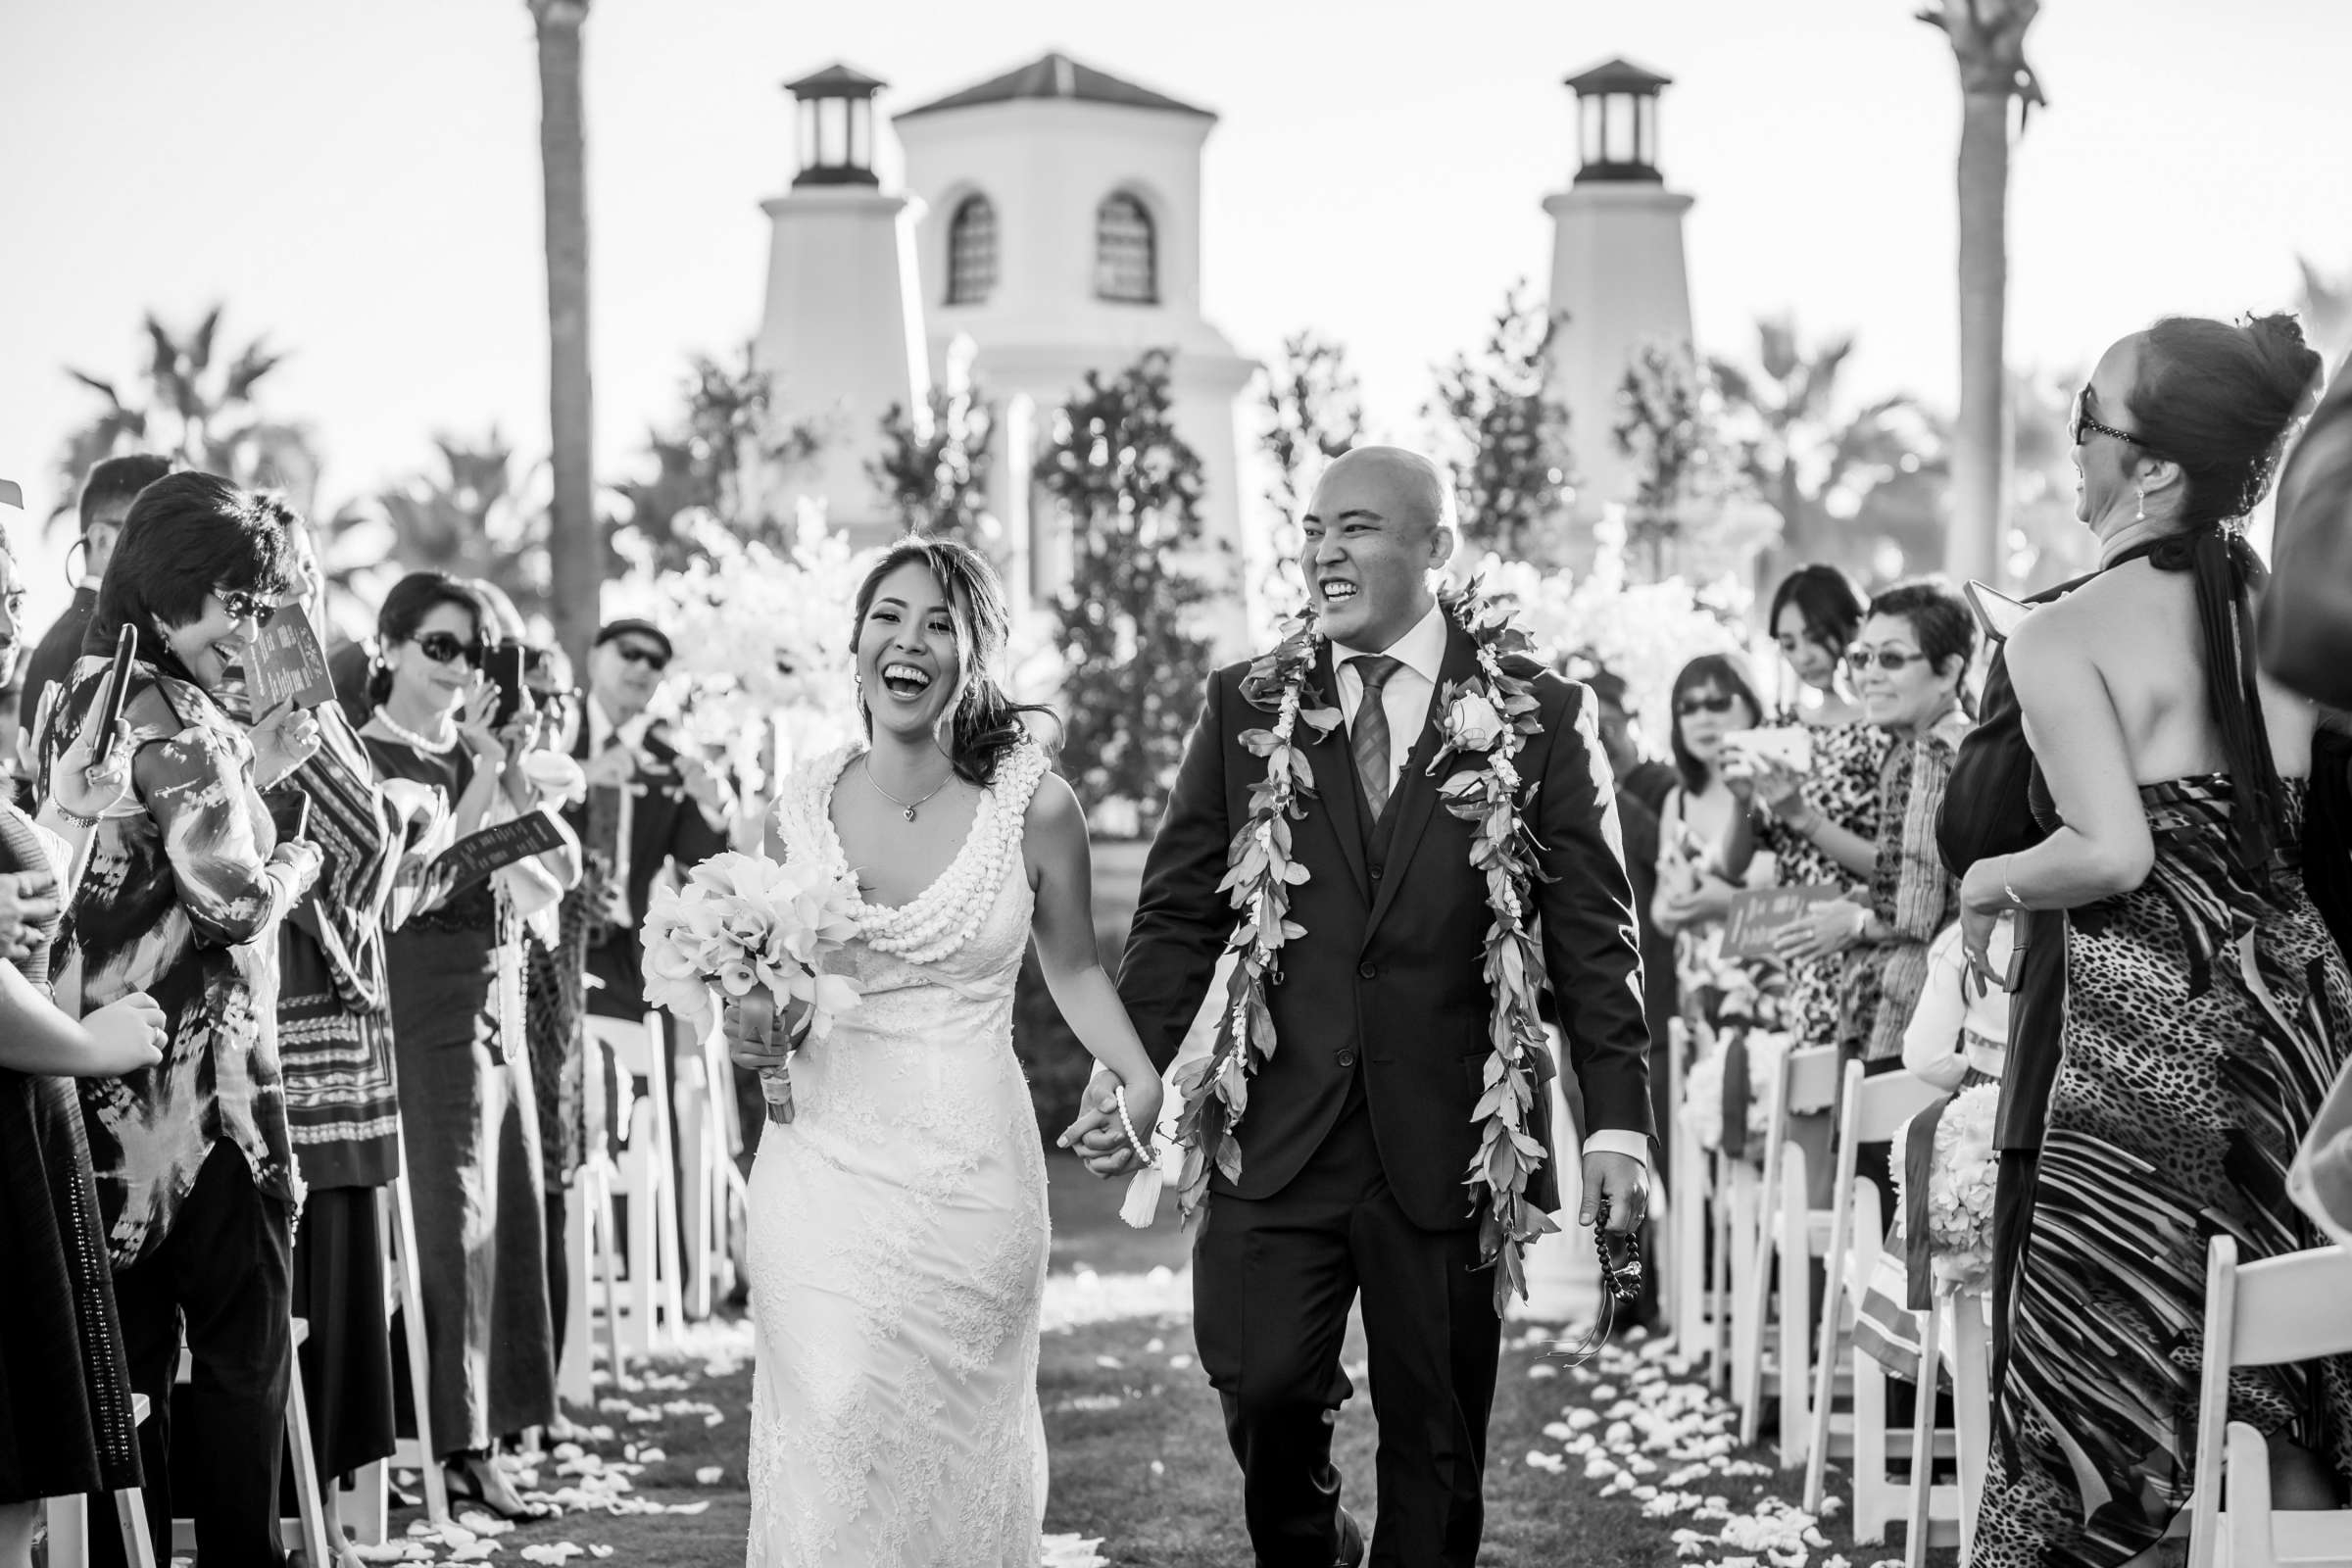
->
<box><xmin>745</xmin><ymin>740</ymin><xmax>1054</xmax><ymax>1567</ymax></box>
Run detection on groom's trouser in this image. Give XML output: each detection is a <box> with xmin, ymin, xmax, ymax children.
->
<box><xmin>1194</xmin><ymin>1089</ymin><xmax>1500</xmax><ymax>1568</ymax></box>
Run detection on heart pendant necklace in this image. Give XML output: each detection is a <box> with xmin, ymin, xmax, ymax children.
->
<box><xmin>863</xmin><ymin>756</ymin><xmax>952</xmax><ymax>822</ymax></box>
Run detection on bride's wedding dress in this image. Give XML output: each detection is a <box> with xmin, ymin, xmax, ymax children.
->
<box><xmin>746</xmin><ymin>738</ymin><xmax>1054</xmax><ymax>1568</ymax></box>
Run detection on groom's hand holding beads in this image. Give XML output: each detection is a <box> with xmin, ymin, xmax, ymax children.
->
<box><xmin>1059</xmin><ymin>1065</ymin><xmax>1142</xmax><ymax>1177</ymax></box>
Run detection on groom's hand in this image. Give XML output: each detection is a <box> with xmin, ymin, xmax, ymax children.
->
<box><xmin>1057</xmin><ymin>1067</ymin><xmax>1138</xmax><ymax>1178</ymax></box>
<box><xmin>1579</xmin><ymin>1150</ymin><xmax>1650</xmax><ymax>1235</ymax></box>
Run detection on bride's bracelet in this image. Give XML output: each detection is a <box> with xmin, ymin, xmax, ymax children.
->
<box><xmin>1112</xmin><ymin>1084</ymin><xmax>1156</xmax><ymax>1163</ymax></box>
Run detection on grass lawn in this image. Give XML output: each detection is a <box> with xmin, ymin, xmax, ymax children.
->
<box><xmin>351</xmin><ymin>1155</ymin><xmax>1951</xmax><ymax>1568</ymax></box>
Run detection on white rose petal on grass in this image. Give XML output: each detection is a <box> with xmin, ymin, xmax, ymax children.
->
<box><xmin>667</xmin><ymin>1500</ymin><xmax>712</xmax><ymax>1515</ymax></box>
<box><xmin>1526</xmin><ymin>1363</ymin><xmax>1558</xmax><ymax>1381</ymax></box>
<box><xmin>1169</xmin><ymin>1353</ymin><xmax>1194</xmax><ymax>1370</ymax></box>
<box><xmin>1095</xmin><ymin>1355</ymin><xmax>1123</xmax><ymax>1370</ymax></box>
<box><xmin>637</xmin><ymin>1446</ymin><xmax>665</xmax><ymax>1463</ymax></box>
<box><xmin>450</xmin><ymin>1544</ymin><xmax>501</xmax><ymax>1562</ymax></box>
<box><xmin>696</xmin><ymin>1465</ymin><xmax>724</xmax><ymax>1485</ymax></box>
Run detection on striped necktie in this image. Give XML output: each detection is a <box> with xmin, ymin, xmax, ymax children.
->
<box><xmin>1349</xmin><ymin>655</ymin><xmax>1403</xmax><ymax>822</ymax></box>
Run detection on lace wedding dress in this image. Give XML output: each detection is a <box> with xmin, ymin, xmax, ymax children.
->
<box><xmin>746</xmin><ymin>738</ymin><xmax>1054</xmax><ymax>1568</ymax></box>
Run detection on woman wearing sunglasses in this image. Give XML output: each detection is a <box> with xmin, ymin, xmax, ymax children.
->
<box><xmin>360</xmin><ymin>571</ymin><xmax>572</xmax><ymax>1520</ymax></box>
<box><xmin>1961</xmin><ymin>317</ymin><xmax>2349</xmax><ymax>1568</ymax></box>
<box><xmin>33</xmin><ymin>472</ymin><xmax>325</xmax><ymax>1563</ymax></box>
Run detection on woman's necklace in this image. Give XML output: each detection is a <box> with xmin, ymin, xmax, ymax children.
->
<box><xmin>863</xmin><ymin>755</ymin><xmax>952</xmax><ymax>821</ymax></box>
<box><xmin>373</xmin><ymin>704</ymin><xmax>458</xmax><ymax>756</ymax></box>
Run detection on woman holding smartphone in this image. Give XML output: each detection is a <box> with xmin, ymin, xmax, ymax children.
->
<box><xmin>361</xmin><ymin>572</ymin><xmax>574</xmax><ymax>1519</ymax></box>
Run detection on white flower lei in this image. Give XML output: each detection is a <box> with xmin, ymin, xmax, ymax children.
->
<box><xmin>1162</xmin><ymin>581</ymin><xmax>1562</xmax><ymax>1309</ymax></box>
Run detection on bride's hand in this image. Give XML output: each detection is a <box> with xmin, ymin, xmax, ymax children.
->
<box><xmin>722</xmin><ymin>992</ymin><xmax>808</xmax><ymax>1071</ymax></box>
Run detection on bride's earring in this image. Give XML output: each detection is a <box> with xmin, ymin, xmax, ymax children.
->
<box><xmin>2135</xmin><ymin>484</ymin><xmax>2148</xmax><ymax>523</ymax></box>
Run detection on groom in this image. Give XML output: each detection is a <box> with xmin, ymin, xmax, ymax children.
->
<box><xmin>1068</xmin><ymin>445</ymin><xmax>1653</xmax><ymax>1567</ymax></box>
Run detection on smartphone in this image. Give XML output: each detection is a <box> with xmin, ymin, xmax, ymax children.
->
<box><xmin>95</xmin><ymin>623</ymin><xmax>138</xmax><ymax>768</ymax></box>
<box><xmin>265</xmin><ymin>790</ymin><xmax>312</xmax><ymax>847</ymax></box>
<box><xmin>488</xmin><ymin>644</ymin><xmax>527</xmax><ymax>729</ymax></box>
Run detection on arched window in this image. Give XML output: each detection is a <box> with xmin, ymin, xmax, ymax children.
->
<box><xmin>946</xmin><ymin>194</ymin><xmax>997</xmax><ymax>306</ymax></box>
<box><xmin>1094</xmin><ymin>192</ymin><xmax>1156</xmax><ymax>304</ymax></box>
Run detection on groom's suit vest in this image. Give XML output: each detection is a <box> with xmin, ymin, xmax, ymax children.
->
<box><xmin>1120</xmin><ymin>619</ymin><xmax>1653</xmax><ymax>1233</ymax></box>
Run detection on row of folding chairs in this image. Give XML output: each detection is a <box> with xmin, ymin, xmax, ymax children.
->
<box><xmin>1667</xmin><ymin>1027</ymin><xmax>2352</xmax><ymax>1568</ymax></box>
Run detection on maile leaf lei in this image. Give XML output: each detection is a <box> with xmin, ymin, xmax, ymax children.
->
<box><xmin>1163</xmin><ymin>579</ymin><xmax>1562</xmax><ymax>1311</ymax></box>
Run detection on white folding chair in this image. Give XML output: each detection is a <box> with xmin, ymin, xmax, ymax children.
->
<box><xmin>2187</xmin><ymin>1235</ymin><xmax>2352</xmax><ymax>1568</ymax></box>
<box><xmin>168</xmin><ymin>1318</ymin><xmax>331</xmax><ymax>1564</ymax></box>
<box><xmin>673</xmin><ymin>1016</ymin><xmax>747</xmax><ymax>1320</ymax></box>
<box><xmin>589</xmin><ymin>1010</ymin><xmax>684</xmax><ymax>1354</ymax></box>
<box><xmin>351</xmin><ymin>1163</ymin><xmax>450</xmax><ymax>1541</ymax></box>
<box><xmin>43</xmin><ymin>1393</ymin><xmax>158</xmax><ymax>1568</ymax></box>
<box><xmin>1802</xmin><ymin>1059</ymin><xmax>1955</xmax><ymax>1545</ymax></box>
<box><xmin>1665</xmin><ymin>1019</ymin><xmax>1719</xmax><ymax>1360</ymax></box>
<box><xmin>559</xmin><ymin>1021</ymin><xmax>629</xmax><ymax>1407</ymax></box>
<box><xmin>1735</xmin><ymin>1043</ymin><xmax>1841</xmax><ymax>1464</ymax></box>
<box><xmin>1905</xmin><ymin>1285</ymin><xmax>1993</xmax><ymax>1568</ymax></box>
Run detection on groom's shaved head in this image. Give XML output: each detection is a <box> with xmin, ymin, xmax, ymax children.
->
<box><xmin>1320</xmin><ymin>446</ymin><xmax>1454</xmax><ymax>544</ymax></box>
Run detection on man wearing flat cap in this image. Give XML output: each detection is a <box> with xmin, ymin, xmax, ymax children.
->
<box><xmin>577</xmin><ymin>617</ymin><xmax>730</xmax><ymax>1025</ymax></box>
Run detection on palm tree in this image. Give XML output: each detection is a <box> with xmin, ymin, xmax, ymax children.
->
<box><xmin>52</xmin><ymin>305</ymin><xmax>320</xmax><ymax>531</ymax></box>
<box><xmin>323</xmin><ymin>431</ymin><xmax>549</xmax><ymax>621</ymax></box>
<box><xmin>1710</xmin><ymin>315</ymin><xmax>1935</xmax><ymax>590</ymax></box>
<box><xmin>530</xmin><ymin>0</ymin><xmax>596</xmax><ymax>668</ymax></box>
<box><xmin>1922</xmin><ymin>0</ymin><xmax>2047</xmax><ymax>586</ymax></box>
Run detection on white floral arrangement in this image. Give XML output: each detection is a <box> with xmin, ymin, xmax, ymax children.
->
<box><xmin>1890</xmin><ymin>1081</ymin><xmax>2000</xmax><ymax>1292</ymax></box>
<box><xmin>1678</xmin><ymin>1025</ymin><xmax>1788</xmax><ymax>1159</ymax></box>
<box><xmin>604</xmin><ymin>512</ymin><xmax>875</xmax><ymax>789</ymax></box>
<box><xmin>641</xmin><ymin>850</ymin><xmax>866</xmax><ymax>1125</ymax></box>
<box><xmin>1470</xmin><ymin>535</ymin><xmax>1749</xmax><ymax>750</ymax></box>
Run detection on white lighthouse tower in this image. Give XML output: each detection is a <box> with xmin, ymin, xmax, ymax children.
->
<box><xmin>750</xmin><ymin>63</ymin><xmax>931</xmax><ymax>544</ymax></box>
<box><xmin>890</xmin><ymin>52</ymin><xmax>1257</xmax><ymax>636</ymax></box>
<box><xmin>1544</xmin><ymin>58</ymin><xmax>1696</xmax><ymax>548</ymax></box>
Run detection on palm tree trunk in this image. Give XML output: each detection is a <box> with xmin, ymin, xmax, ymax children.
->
<box><xmin>532</xmin><ymin>0</ymin><xmax>596</xmax><ymax>667</ymax></box>
<box><xmin>1950</xmin><ymin>83</ymin><xmax>2010</xmax><ymax>586</ymax></box>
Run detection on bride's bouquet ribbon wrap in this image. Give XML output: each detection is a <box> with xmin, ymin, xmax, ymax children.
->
<box><xmin>640</xmin><ymin>850</ymin><xmax>865</xmax><ymax>1125</ymax></box>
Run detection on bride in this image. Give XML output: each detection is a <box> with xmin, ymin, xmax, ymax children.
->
<box><xmin>723</xmin><ymin>537</ymin><xmax>1164</xmax><ymax>1567</ymax></box>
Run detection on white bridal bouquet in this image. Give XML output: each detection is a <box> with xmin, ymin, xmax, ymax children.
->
<box><xmin>641</xmin><ymin>851</ymin><xmax>865</xmax><ymax>1124</ymax></box>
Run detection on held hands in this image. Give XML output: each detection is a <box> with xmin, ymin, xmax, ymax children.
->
<box><xmin>52</xmin><ymin>712</ymin><xmax>136</xmax><ymax>822</ymax></box>
<box><xmin>82</xmin><ymin>992</ymin><xmax>169</xmax><ymax>1076</ymax></box>
<box><xmin>0</xmin><ymin>871</ymin><xmax>62</xmax><ymax>963</ymax></box>
<box><xmin>1057</xmin><ymin>1065</ymin><xmax>1161</xmax><ymax>1179</ymax></box>
<box><xmin>251</xmin><ymin>701</ymin><xmax>322</xmax><ymax>790</ymax></box>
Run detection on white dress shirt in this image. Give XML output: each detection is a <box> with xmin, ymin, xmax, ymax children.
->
<box><xmin>586</xmin><ymin>695</ymin><xmax>652</xmax><ymax>760</ymax></box>
<box><xmin>1331</xmin><ymin>601</ymin><xmax>1649</xmax><ymax>1173</ymax></box>
<box><xmin>1330</xmin><ymin>600</ymin><xmax>1448</xmax><ymax>784</ymax></box>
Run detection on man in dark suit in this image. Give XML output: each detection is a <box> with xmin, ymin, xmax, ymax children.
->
<box><xmin>21</xmin><ymin>453</ymin><xmax>172</xmax><ymax>753</ymax></box>
<box><xmin>1075</xmin><ymin>446</ymin><xmax>1652</xmax><ymax>1568</ymax></box>
<box><xmin>576</xmin><ymin>617</ymin><xmax>731</xmax><ymax>1023</ymax></box>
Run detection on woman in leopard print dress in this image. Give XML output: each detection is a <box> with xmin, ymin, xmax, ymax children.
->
<box><xmin>1955</xmin><ymin>316</ymin><xmax>2351</xmax><ymax>1568</ymax></box>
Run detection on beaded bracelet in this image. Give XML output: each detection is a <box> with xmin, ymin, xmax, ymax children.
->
<box><xmin>1112</xmin><ymin>1084</ymin><xmax>1156</xmax><ymax>1164</ymax></box>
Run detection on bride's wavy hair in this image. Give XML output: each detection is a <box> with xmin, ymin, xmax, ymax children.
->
<box><xmin>851</xmin><ymin>537</ymin><xmax>1056</xmax><ymax>788</ymax></box>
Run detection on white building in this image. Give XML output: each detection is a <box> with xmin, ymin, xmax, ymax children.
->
<box><xmin>750</xmin><ymin>64</ymin><xmax>931</xmax><ymax>540</ymax></box>
<box><xmin>1544</xmin><ymin>58</ymin><xmax>1697</xmax><ymax>554</ymax></box>
<box><xmin>753</xmin><ymin>52</ymin><xmax>1257</xmax><ymax>635</ymax></box>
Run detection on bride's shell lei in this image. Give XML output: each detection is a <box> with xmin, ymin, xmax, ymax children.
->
<box><xmin>1165</xmin><ymin>580</ymin><xmax>1561</xmax><ymax>1311</ymax></box>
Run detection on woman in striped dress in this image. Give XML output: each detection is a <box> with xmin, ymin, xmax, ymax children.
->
<box><xmin>1959</xmin><ymin>315</ymin><xmax>2351</xmax><ymax>1567</ymax></box>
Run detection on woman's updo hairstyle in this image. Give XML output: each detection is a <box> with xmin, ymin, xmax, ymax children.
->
<box><xmin>850</xmin><ymin>536</ymin><xmax>1054</xmax><ymax>788</ymax></box>
<box><xmin>2124</xmin><ymin>313</ymin><xmax>2325</xmax><ymax>876</ymax></box>
<box><xmin>368</xmin><ymin>571</ymin><xmax>487</xmax><ymax>707</ymax></box>
<box><xmin>2127</xmin><ymin>313</ymin><xmax>2325</xmax><ymax>528</ymax></box>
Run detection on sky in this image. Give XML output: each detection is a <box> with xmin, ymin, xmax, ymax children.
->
<box><xmin>4</xmin><ymin>0</ymin><xmax>2349</xmax><ymax>624</ymax></box>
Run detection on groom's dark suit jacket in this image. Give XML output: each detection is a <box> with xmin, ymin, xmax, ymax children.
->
<box><xmin>1118</xmin><ymin>619</ymin><xmax>1654</xmax><ymax>1233</ymax></box>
